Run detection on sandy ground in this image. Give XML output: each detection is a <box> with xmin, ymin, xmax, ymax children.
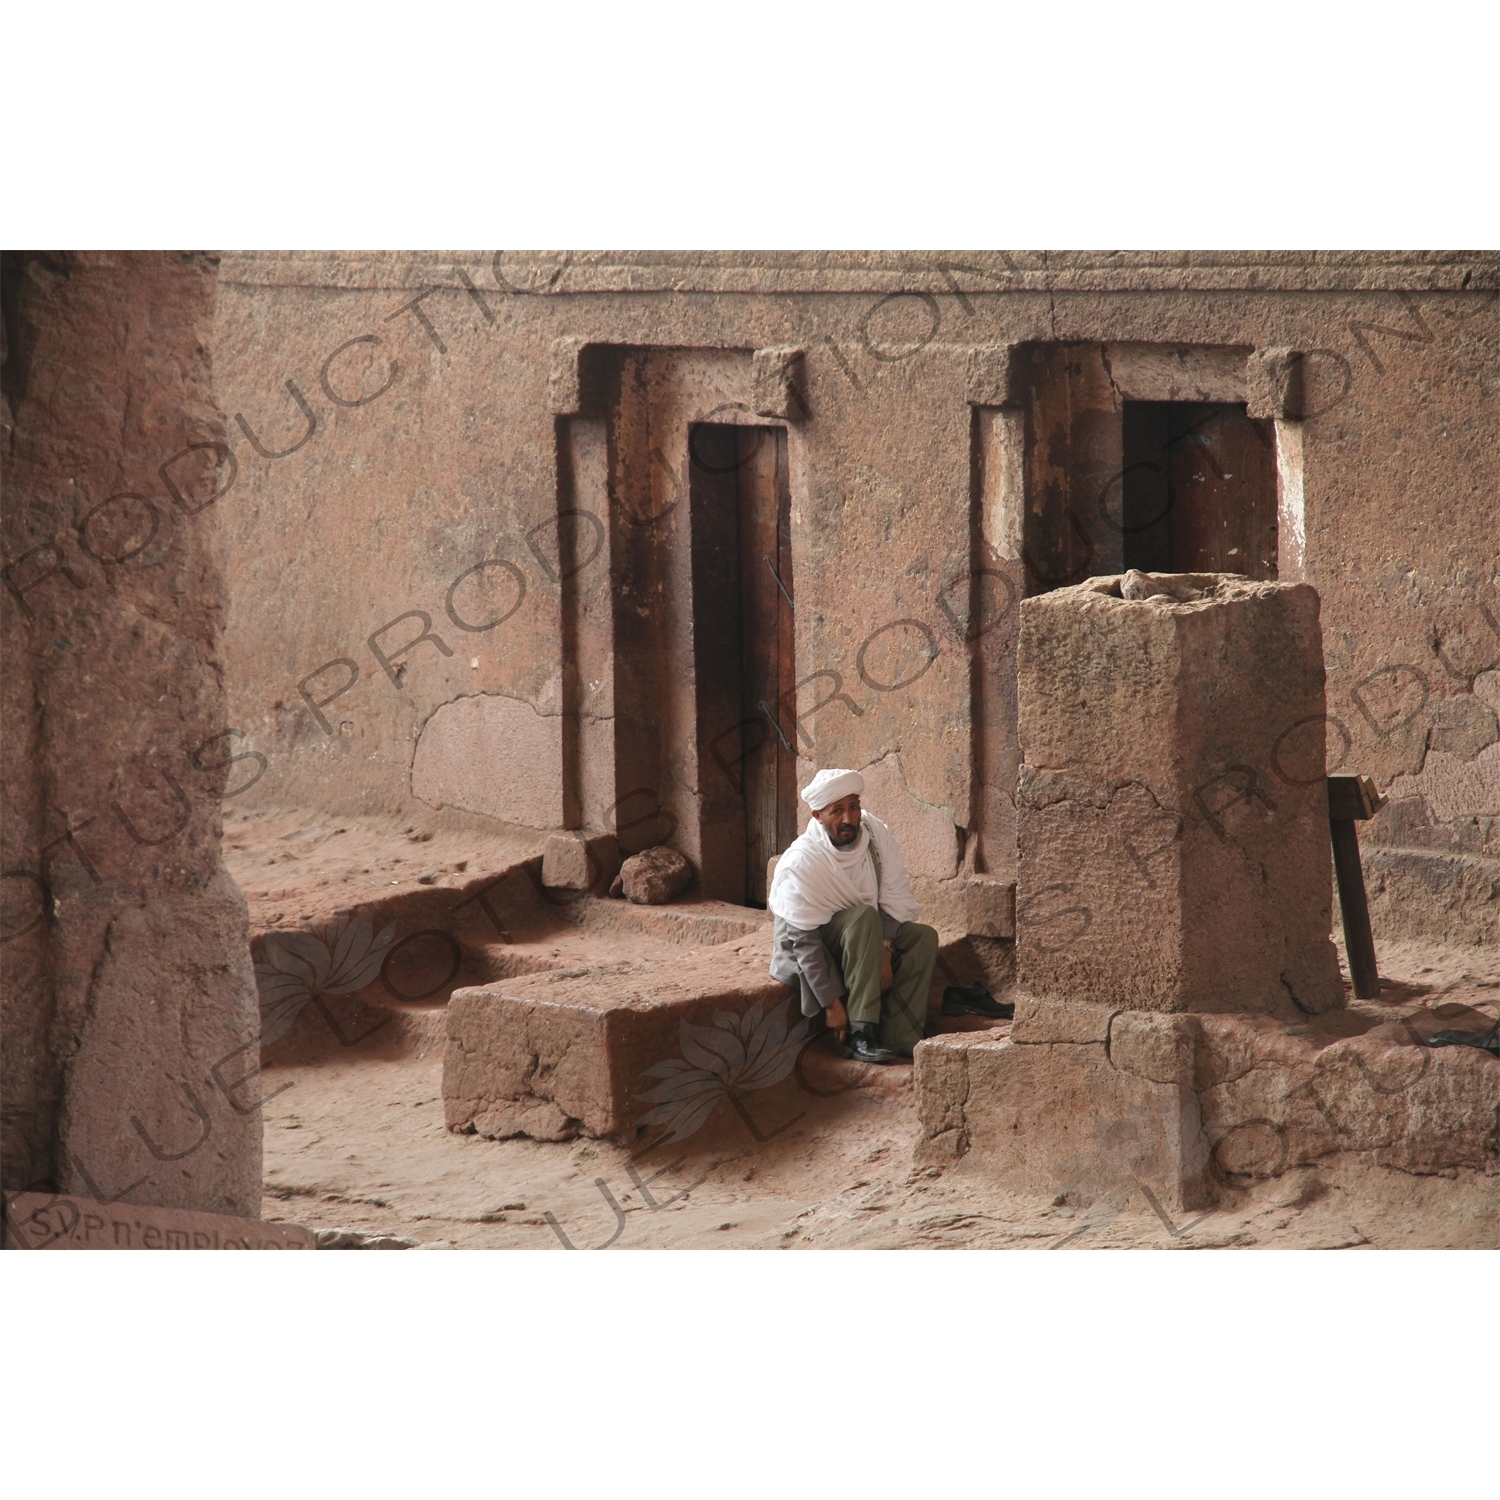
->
<box><xmin>260</xmin><ymin>937</ymin><xmax>1498</xmax><ymax>1251</ymax></box>
<box><xmin>223</xmin><ymin>803</ymin><xmax>547</xmax><ymax>931</ymax></box>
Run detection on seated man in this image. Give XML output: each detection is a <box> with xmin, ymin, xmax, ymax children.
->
<box><xmin>767</xmin><ymin>768</ymin><xmax>939</xmax><ymax>1064</ymax></box>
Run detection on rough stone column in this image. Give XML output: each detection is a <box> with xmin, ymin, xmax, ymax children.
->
<box><xmin>1016</xmin><ymin>572</ymin><xmax>1343</xmax><ymax>1019</ymax></box>
<box><xmin>912</xmin><ymin>571</ymin><xmax>1349</xmax><ymax>1213</ymax></box>
<box><xmin>1</xmin><ymin>251</ymin><xmax>261</xmax><ymax>1214</ymax></box>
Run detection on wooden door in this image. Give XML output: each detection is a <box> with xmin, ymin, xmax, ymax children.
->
<box><xmin>1121</xmin><ymin>402</ymin><xmax>1278</xmax><ymax>579</ymax></box>
<box><xmin>689</xmin><ymin>424</ymin><xmax>796</xmax><ymax>906</ymax></box>
<box><xmin>737</xmin><ymin>427</ymin><xmax>797</xmax><ymax>903</ymax></box>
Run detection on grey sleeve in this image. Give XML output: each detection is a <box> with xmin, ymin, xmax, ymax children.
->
<box><xmin>781</xmin><ymin>924</ymin><xmax>845</xmax><ymax>1009</ymax></box>
<box><xmin>879</xmin><ymin>909</ymin><xmax>902</xmax><ymax>940</ymax></box>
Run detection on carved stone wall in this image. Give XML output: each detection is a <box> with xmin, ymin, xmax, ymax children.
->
<box><xmin>32</xmin><ymin>250</ymin><xmax>1489</xmax><ymax>948</ymax></box>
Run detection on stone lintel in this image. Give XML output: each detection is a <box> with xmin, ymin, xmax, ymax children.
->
<box><xmin>548</xmin><ymin>335</ymin><xmax>589</xmax><ymax>415</ymax></box>
<box><xmin>751</xmin><ymin>346</ymin><xmax>808</xmax><ymax>423</ymax></box>
<box><xmin>1246</xmin><ymin>346</ymin><xmax>1305</xmax><ymax>420</ymax></box>
<box><xmin>966</xmin><ymin>343</ymin><xmax>1025</xmax><ymax>408</ymax></box>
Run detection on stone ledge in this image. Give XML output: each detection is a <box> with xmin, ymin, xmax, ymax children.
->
<box><xmin>218</xmin><ymin>251</ymin><xmax>1500</xmax><ymax>295</ymax></box>
<box><xmin>1011</xmin><ymin>994</ymin><xmax>1117</xmax><ymax>1044</ymax></box>
<box><xmin>442</xmin><ymin>919</ymin><xmax>998</xmax><ymax>1145</ymax></box>
<box><xmin>443</xmin><ymin>935</ymin><xmax>790</xmax><ymax>1142</ymax></box>
<box><xmin>909</xmin><ymin>874</ymin><xmax>1016</xmax><ymax>939</ymax></box>
<box><xmin>1363</xmin><ymin>848</ymin><xmax>1500</xmax><ymax>948</ymax></box>
<box><xmin>1108</xmin><ymin>1011</ymin><xmax>1205</xmax><ymax>1087</ymax></box>
<box><xmin>914</xmin><ymin>1004</ymin><xmax>1500</xmax><ymax>1212</ymax></box>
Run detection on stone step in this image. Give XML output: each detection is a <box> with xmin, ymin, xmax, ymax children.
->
<box><xmin>913</xmin><ymin>996</ymin><xmax>1500</xmax><ymax>1212</ymax></box>
<box><xmin>252</xmin><ymin>863</ymin><xmax>772</xmax><ymax>1063</ymax></box>
<box><xmin>444</xmin><ymin>934</ymin><xmax>787</xmax><ymax>1143</ymax></box>
<box><xmin>443</xmin><ymin>925</ymin><xmax>1018</xmax><ymax>1145</ymax></box>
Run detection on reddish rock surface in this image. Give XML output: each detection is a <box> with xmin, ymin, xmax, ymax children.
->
<box><xmin>1016</xmin><ymin>573</ymin><xmax>1343</xmax><ymax>1018</ymax></box>
<box><xmin>617</xmin><ymin>844</ymin><xmax>693</xmax><ymax>904</ymax></box>
<box><xmin>444</xmin><ymin>915</ymin><xmax>783</xmax><ymax>1142</ymax></box>
<box><xmin>261</xmin><ymin>937</ymin><xmax>1496</xmax><ymax>1251</ymax></box>
<box><xmin>1</xmin><ymin>252</ymin><xmax>261</xmax><ymax>1214</ymax></box>
<box><xmin>915</xmin><ymin>982</ymin><xmax>1500</xmax><ymax>1213</ymax></box>
<box><xmin>918</xmin><ymin>569</ymin><xmax>1495</xmax><ymax>1209</ymax></box>
<box><xmin>542</xmin><ymin>829</ymin><xmax>622</xmax><ymax>891</ymax></box>
<box><xmin>442</xmin><ymin>900</ymin><xmax>1006</xmax><ymax>1144</ymax></box>
<box><xmin>206</xmin><ymin>252</ymin><xmax>1497</xmax><ymax>949</ymax></box>
<box><xmin>3</xmin><ymin>1191</ymin><xmax>312</xmax><ymax>1249</ymax></box>
<box><xmin>7</xmin><ymin>250</ymin><xmax>1493</xmax><ymax>1253</ymax></box>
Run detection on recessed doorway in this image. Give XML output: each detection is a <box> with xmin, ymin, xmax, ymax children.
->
<box><xmin>688</xmin><ymin>423</ymin><xmax>798</xmax><ymax>906</ymax></box>
<box><xmin>1120</xmin><ymin>401</ymin><xmax>1278</xmax><ymax>578</ymax></box>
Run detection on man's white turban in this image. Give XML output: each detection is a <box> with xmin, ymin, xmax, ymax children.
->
<box><xmin>800</xmin><ymin>768</ymin><xmax>864</xmax><ymax>811</ymax></box>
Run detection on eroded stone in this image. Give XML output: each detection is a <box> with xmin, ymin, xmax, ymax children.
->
<box><xmin>542</xmin><ymin>831</ymin><xmax>623</xmax><ymax>892</ymax></box>
<box><xmin>443</xmin><ymin>928</ymin><xmax>784</xmax><ymax>1142</ymax></box>
<box><xmin>617</xmin><ymin>845</ymin><xmax>694</xmax><ymax>905</ymax></box>
<box><xmin>913</xmin><ymin>1008</ymin><xmax>1500</xmax><ymax>1210</ymax></box>
<box><xmin>1016</xmin><ymin>573</ymin><xmax>1343</xmax><ymax>1018</ymax></box>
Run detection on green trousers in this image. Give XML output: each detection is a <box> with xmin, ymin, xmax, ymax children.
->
<box><xmin>821</xmin><ymin>904</ymin><xmax>939</xmax><ymax>1057</ymax></box>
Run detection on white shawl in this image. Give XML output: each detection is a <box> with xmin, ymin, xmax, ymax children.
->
<box><xmin>767</xmin><ymin>811</ymin><xmax>921</xmax><ymax>931</ymax></box>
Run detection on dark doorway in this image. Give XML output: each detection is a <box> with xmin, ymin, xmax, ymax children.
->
<box><xmin>1120</xmin><ymin>402</ymin><xmax>1278</xmax><ymax>578</ymax></box>
<box><xmin>689</xmin><ymin>423</ymin><xmax>798</xmax><ymax>906</ymax></box>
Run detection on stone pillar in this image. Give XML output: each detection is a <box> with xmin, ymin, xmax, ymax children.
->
<box><xmin>1</xmin><ymin>252</ymin><xmax>262</xmax><ymax>1215</ymax></box>
<box><xmin>915</xmin><ymin>573</ymin><xmax>1350</xmax><ymax>1215</ymax></box>
<box><xmin>1016</xmin><ymin>571</ymin><xmax>1343</xmax><ymax>1019</ymax></box>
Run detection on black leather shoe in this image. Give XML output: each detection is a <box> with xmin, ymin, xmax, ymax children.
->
<box><xmin>941</xmin><ymin>983</ymin><xmax>1014</xmax><ymax>1019</ymax></box>
<box><xmin>842</xmin><ymin>1024</ymin><xmax>900</xmax><ymax>1064</ymax></box>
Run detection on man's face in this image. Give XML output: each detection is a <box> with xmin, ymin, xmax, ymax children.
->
<box><xmin>815</xmin><ymin>793</ymin><xmax>862</xmax><ymax>848</ymax></box>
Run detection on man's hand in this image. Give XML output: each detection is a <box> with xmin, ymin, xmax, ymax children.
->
<box><xmin>825</xmin><ymin>996</ymin><xmax>849</xmax><ymax>1042</ymax></box>
<box><xmin>880</xmin><ymin>941</ymin><xmax>894</xmax><ymax>994</ymax></box>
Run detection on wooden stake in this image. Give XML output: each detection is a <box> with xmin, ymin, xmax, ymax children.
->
<box><xmin>1327</xmin><ymin>775</ymin><xmax>1385</xmax><ymax>1000</ymax></box>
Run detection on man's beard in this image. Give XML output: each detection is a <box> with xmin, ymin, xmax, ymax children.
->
<box><xmin>830</xmin><ymin>822</ymin><xmax>859</xmax><ymax>847</ymax></box>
